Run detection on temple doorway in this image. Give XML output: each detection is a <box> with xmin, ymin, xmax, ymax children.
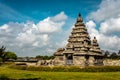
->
<box><xmin>65</xmin><ymin>54</ymin><xmax>73</xmax><ymax>65</ymax></box>
<box><xmin>85</xmin><ymin>55</ymin><xmax>89</xmax><ymax>66</ymax></box>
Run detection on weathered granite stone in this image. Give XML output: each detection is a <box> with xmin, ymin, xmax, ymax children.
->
<box><xmin>103</xmin><ymin>59</ymin><xmax>120</xmax><ymax>66</ymax></box>
<box><xmin>89</xmin><ymin>56</ymin><xmax>95</xmax><ymax>66</ymax></box>
<box><xmin>54</xmin><ymin>13</ymin><xmax>103</xmax><ymax>66</ymax></box>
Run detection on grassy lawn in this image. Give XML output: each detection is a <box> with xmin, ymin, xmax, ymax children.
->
<box><xmin>0</xmin><ymin>66</ymin><xmax>120</xmax><ymax>80</ymax></box>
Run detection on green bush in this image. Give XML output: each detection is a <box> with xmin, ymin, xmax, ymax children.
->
<box><xmin>0</xmin><ymin>58</ymin><xmax>2</xmax><ymax>66</ymax></box>
<box><xmin>83</xmin><ymin>66</ymin><xmax>120</xmax><ymax>72</ymax></box>
<box><xmin>27</xmin><ymin>66</ymin><xmax>51</xmax><ymax>71</ymax></box>
<box><xmin>9</xmin><ymin>65</ymin><xmax>27</xmax><ymax>70</ymax></box>
<box><xmin>0</xmin><ymin>58</ymin><xmax>2</xmax><ymax>62</ymax></box>
<box><xmin>68</xmin><ymin>66</ymin><xmax>82</xmax><ymax>72</ymax></box>
<box><xmin>51</xmin><ymin>66</ymin><xmax>68</xmax><ymax>72</ymax></box>
<box><xmin>9</xmin><ymin>65</ymin><xmax>120</xmax><ymax>72</ymax></box>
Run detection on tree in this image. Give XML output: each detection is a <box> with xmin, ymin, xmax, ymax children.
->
<box><xmin>43</xmin><ymin>56</ymin><xmax>49</xmax><ymax>60</ymax></box>
<box><xmin>118</xmin><ymin>50</ymin><xmax>120</xmax><ymax>55</ymax></box>
<box><xmin>0</xmin><ymin>46</ymin><xmax>17</xmax><ymax>62</ymax></box>
<box><xmin>35</xmin><ymin>55</ymin><xmax>55</xmax><ymax>60</ymax></box>
<box><xmin>3</xmin><ymin>51</ymin><xmax>17</xmax><ymax>61</ymax></box>
<box><xmin>0</xmin><ymin>46</ymin><xmax>6</xmax><ymax>62</ymax></box>
<box><xmin>49</xmin><ymin>56</ymin><xmax>55</xmax><ymax>59</ymax></box>
<box><xmin>110</xmin><ymin>52</ymin><xmax>118</xmax><ymax>59</ymax></box>
<box><xmin>36</xmin><ymin>55</ymin><xmax>43</xmax><ymax>60</ymax></box>
<box><xmin>104</xmin><ymin>51</ymin><xmax>110</xmax><ymax>58</ymax></box>
<box><xmin>117</xmin><ymin>50</ymin><xmax>120</xmax><ymax>59</ymax></box>
<box><xmin>0</xmin><ymin>46</ymin><xmax>6</xmax><ymax>57</ymax></box>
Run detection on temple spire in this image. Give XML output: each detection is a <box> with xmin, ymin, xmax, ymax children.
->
<box><xmin>90</xmin><ymin>36</ymin><xmax>102</xmax><ymax>54</ymax></box>
<box><xmin>77</xmin><ymin>13</ymin><xmax>83</xmax><ymax>22</ymax></box>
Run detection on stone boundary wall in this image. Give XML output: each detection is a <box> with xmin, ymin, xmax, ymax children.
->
<box><xmin>103</xmin><ymin>59</ymin><xmax>120</xmax><ymax>66</ymax></box>
<box><xmin>15</xmin><ymin>59</ymin><xmax>120</xmax><ymax>66</ymax></box>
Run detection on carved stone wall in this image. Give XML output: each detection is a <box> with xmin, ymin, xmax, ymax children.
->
<box><xmin>54</xmin><ymin>56</ymin><xmax>65</xmax><ymax>66</ymax></box>
<box><xmin>73</xmin><ymin>56</ymin><xmax>86</xmax><ymax>66</ymax></box>
<box><xmin>103</xmin><ymin>59</ymin><xmax>120</xmax><ymax>66</ymax></box>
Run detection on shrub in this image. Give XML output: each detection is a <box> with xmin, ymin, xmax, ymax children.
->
<box><xmin>9</xmin><ymin>65</ymin><xmax>120</xmax><ymax>72</ymax></box>
<box><xmin>27</xmin><ymin>66</ymin><xmax>51</xmax><ymax>71</ymax></box>
<box><xmin>9</xmin><ymin>64</ymin><xmax>27</xmax><ymax>70</ymax></box>
<box><xmin>51</xmin><ymin>66</ymin><xmax>68</xmax><ymax>72</ymax></box>
<box><xmin>0</xmin><ymin>74</ymin><xmax>9</xmax><ymax>79</ymax></box>
<box><xmin>68</xmin><ymin>66</ymin><xmax>82</xmax><ymax>72</ymax></box>
<box><xmin>83</xmin><ymin>66</ymin><xmax>120</xmax><ymax>72</ymax></box>
<box><xmin>0</xmin><ymin>58</ymin><xmax>2</xmax><ymax>66</ymax></box>
<box><xmin>0</xmin><ymin>58</ymin><xmax>2</xmax><ymax>62</ymax></box>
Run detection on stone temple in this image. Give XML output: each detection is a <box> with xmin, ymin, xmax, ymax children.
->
<box><xmin>54</xmin><ymin>13</ymin><xmax>103</xmax><ymax>66</ymax></box>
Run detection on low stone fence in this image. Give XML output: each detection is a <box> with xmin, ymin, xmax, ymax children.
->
<box><xmin>15</xmin><ymin>61</ymin><xmax>37</xmax><ymax>66</ymax></box>
<box><xmin>103</xmin><ymin>59</ymin><xmax>120</xmax><ymax>66</ymax></box>
<box><xmin>14</xmin><ymin>59</ymin><xmax>120</xmax><ymax>66</ymax></box>
<box><xmin>15</xmin><ymin>60</ymin><xmax>54</xmax><ymax>66</ymax></box>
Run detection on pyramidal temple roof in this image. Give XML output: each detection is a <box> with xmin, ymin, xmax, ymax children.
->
<box><xmin>54</xmin><ymin>13</ymin><xmax>102</xmax><ymax>56</ymax></box>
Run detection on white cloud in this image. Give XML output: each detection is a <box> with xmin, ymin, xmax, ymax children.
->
<box><xmin>86</xmin><ymin>0</ymin><xmax>120</xmax><ymax>52</ymax></box>
<box><xmin>0</xmin><ymin>24</ymin><xmax>11</xmax><ymax>33</ymax></box>
<box><xmin>86</xmin><ymin>20</ymin><xmax>99</xmax><ymax>39</ymax></box>
<box><xmin>32</xmin><ymin>41</ymin><xmax>39</xmax><ymax>47</ymax></box>
<box><xmin>37</xmin><ymin>17</ymin><xmax>64</xmax><ymax>33</ymax></box>
<box><xmin>100</xmin><ymin>17</ymin><xmax>120</xmax><ymax>35</ymax></box>
<box><xmin>0</xmin><ymin>12</ymin><xmax>68</xmax><ymax>56</ymax></box>
<box><xmin>51</xmin><ymin>11</ymin><xmax>68</xmax><ymax>21</ymax></box>
<box><xmin>87</xmin><ymin>0</ymin><xmax>120</xmax><ymax>22</ymax></box>
<box><xmin>86</xmin><ymin>20</ymin><xmax>120</xmax><ymax>52</ymax></box>
<box><xmin>0</xmin><ymin>24</ymin><xmax>8</xmax><ymax>30</ymax></box>
<box><xmin>37</xmin><ymin>12</ymin><xmax>67</xmax><ymax>33</ymax></box>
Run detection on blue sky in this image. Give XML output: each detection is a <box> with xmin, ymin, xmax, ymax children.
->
<box><xmin>0</xmin><ymin>0</ymin><xmax>120</xmax><ymax>56</ymax></box>
<box><xmin>0</xmin><ymin>0</ymin><xmax>101</xmax><ymax>25</ymax></box>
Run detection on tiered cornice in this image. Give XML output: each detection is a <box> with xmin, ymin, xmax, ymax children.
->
<box><xmin>54</xmin><ymin>13</ymin><xmax>103</xmax><ymax>66</ymax></box>
<box><xmin>54</xmin><ymin>13</ymin><xmax>102</xmax><ymax>56</ymax></box>
<box><xmin>90</xmin><ymin>37</ymin><xmax>102</xmax><ymax>54</ymax></box>
<box><xmin>64</xmin><ymin>13</ymin><xmax>91</xmax><ymax>53</ymax></box>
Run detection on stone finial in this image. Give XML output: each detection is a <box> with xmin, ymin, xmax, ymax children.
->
<box><xmin>93</xmin><ymin>37</ymin><xmax>97</xmax><ymax>42</ymax></box>
<box><xmin>78</xmin><ymin>13</ymin><xmax>81</xmax><ymax>17</ymax></box>
<box><xmin>94</xmin><ymin>37</ymin><xmax>96</xmax><ymax>39</ymax></box>
<box><xmin>77</xmin><ymin>13</ymin><xmax>83</xmax><ymax>22</ymax></box>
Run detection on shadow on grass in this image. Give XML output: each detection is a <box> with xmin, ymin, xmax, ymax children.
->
<box><xmin>0</xmin><ymin>74</ymin><xmax>41</xmax><ymax>80</ymax></box>
<box><xmin>0</xmin><ymin>74</ymin><xmax>9</xmax><ymax>80</ymax></box>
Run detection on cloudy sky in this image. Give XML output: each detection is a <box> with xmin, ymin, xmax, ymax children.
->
<box><xmin>0</xmin><ymin>0</ymin><xmax>120</xmax><ymax>57</ymax></box>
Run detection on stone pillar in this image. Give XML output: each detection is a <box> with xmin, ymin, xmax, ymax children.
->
<box><xmin>88</xmin><ymin>56</ymin><xmax>95</xmax><ymax>66</ymax></box>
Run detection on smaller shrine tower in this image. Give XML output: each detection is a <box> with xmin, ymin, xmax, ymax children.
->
<box><xmin>54</xmin><ymin>13</ymin><xmax>103</xmax><ymax>66</ymax></box>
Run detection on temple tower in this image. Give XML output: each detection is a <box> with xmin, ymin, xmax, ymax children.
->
<box><xmin>54</xmin><ymin>13</ymin><xmax>103</xmax><ymax>66</ymax></box>
<box><xmin>89</xmin><ymin>37</ymin><xmax>103</xmax><ymax>66</ymax></box>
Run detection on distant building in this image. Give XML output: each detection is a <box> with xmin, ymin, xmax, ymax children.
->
<box><xmin>54</xmin><ymin>13</ymin><xmax>103</xmax><ymax>66</ymax></box>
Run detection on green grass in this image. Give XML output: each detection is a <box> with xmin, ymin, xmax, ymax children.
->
<box><xmin>0</xmin><ymin>66</ymin><xmax>120</xmax><ymax>80</ymax></box>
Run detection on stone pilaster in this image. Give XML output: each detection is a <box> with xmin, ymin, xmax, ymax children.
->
<box><xmin>88</xmin><ymin>56</ymin><xmax>95</xmax><ymax>66</ymax></box>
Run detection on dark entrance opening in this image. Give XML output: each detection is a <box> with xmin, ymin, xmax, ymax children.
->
<box><xmin>85</xmin><ymin>55</ymin><xmax>89</xmax><ymax>66</ymax></box>
<box><xmin>94</xmin><ymin>56</ymin><xmax>103</xmax><ymax>66</ymax></box>
<box><xmin>65</xmin><ymin>54</ymin><xmax>73</xmax><ymax>65</ymax></box>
